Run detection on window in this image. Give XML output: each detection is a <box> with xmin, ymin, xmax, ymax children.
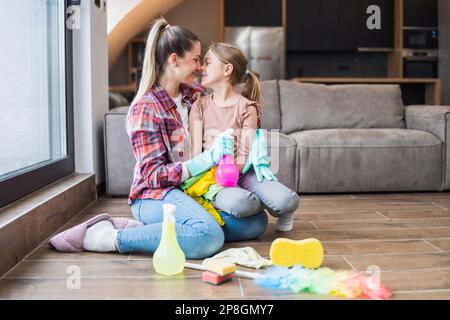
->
<box><xmin>0</xmin><ymin>0</ymin><xmax>74</xmax><ymax>207</ymax></box>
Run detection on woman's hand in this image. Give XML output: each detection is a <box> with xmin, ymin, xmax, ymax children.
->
<box><xmin>184</xmin><ymin>129</ymin><xmax>234</xmax><ymax>177</ymax></box>
<box><xmin>209</xmin><ymin>129</ymin><xmax>235</xmax><ymax>163</ymax></box>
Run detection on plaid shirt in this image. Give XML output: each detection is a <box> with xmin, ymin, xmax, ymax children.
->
<box><xmin>126</xmin><ymin>83</ymin><xmax>202</xmax><ymax>204</ymax></box>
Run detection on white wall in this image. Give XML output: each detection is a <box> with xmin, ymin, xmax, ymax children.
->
<box><xmin>109</xmin><ymin>0</ymin><xmax>221</xmax><ymax>86</ymax></box>
<box><xmin>164</xmin><ymin>0</ymin><xmax>220</xmax><ymax>48</ymax></box>
<box><xmin>73</xmin><ymin>0</ymin><xmax>109</xmax><ymax>186</ymax></box>
<box><xmin>107</xmin><ymin>0</ymin><xmax>141</xmax><ymax>34</ymax></box>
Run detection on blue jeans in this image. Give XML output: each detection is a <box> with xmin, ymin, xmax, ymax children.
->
<box><xmin>117</xmin><ymin>189</ymin><xmax>268</xmax><ymax>259</ymax></box>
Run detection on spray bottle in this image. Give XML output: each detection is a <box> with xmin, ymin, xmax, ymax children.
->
<box><xmin>152</xmin><ymin>203</ymin><xmax>186</xmax><ymax>276</ymax></box>
<box><xmin>215</xmin><ymin>128</ymin><xmax>239</xmax><ymax>187</ymax></box>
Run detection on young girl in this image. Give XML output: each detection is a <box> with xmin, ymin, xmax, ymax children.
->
<box><xmin>189</xmin><ymin>43</ymin><xmax>299</xmax><ymax>232</ymax></box>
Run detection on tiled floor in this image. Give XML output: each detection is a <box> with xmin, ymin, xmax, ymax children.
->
<box><xmin>2</xmin><ymin>192</ymin><xmax>450</xmax><ymax>299</ymax></box>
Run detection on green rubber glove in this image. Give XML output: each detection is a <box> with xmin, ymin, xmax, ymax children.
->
<box><xmin>242</xmin><ymin>129</ymin><xmax>278</xmax><ymax>183</ymax></box>
<box><xmin>184</xmin><ymin>129</ymin><xmax>234</xmax><ymax>177</ymax></box>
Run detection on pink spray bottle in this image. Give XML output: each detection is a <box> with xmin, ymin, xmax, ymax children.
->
<box><xmin>215</xmin><ymin>129</ymin><xmax>239</xmax><ymax>187</ymax></box>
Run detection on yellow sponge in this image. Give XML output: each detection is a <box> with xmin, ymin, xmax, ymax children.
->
<box><xmin>203</xmin><ymin>260</ymin><xmax>237</xmax><ymax>276</ymax></box>
<box><xmin>270</xmin><ymin>238</ymin><xmax>324</xmax><ymax>269</ymax></box>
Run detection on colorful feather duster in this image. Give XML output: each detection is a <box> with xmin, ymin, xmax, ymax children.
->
<box><xmin>254</xmin><ymin>265</ymin><xmax>392</xmax><ymax>300</ymax></box>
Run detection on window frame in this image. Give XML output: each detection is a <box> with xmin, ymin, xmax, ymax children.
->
<box><xmin>0</xmin><ymin>0</ymin><xmax>75</xmax><ymax>208</ymax></box>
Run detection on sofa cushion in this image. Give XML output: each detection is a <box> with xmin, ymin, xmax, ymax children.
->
<box><xmin>279</xmin><ymin>80</ymin><xmax>405</xmax><ymax>134</ymax></box>
<box><xmin>109</xmin><ymin>92</ymin><xmax>129</xmax><ymax>110</ymax></box>
<box><xmin>260</xmin><ymin>80</ymin><xmax>281</xmax><ymax>130</ymax></box>
<box><xmin>289</xmin><ymin>128</ymin><xmax>442</xmax><ymax>192</ymax></box>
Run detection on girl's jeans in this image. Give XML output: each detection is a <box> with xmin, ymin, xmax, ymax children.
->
<box><xmin>117</xmin><ymin>188</ymin><xmax>268</xmax><ymax>259</ymax></box>
<box><xmin>212</xmin><ymin>168</ymin><xmax>300</xmax><ymax>219</ymax></box>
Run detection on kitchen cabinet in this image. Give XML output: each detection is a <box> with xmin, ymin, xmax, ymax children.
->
<box><xmin>287</xmin><ymin>0</ymin><xmax>393</xmax><ymax>51</ymax></box>
<box><xmin>224</xmin><ymin>0</ymin><xmax>282</xmax><ymax>27</ymax></box>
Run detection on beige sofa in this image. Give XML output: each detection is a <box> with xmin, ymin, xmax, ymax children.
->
<box><xmin>104</xmin><ymin>80</ymin><xmax>450</xmax><ymax>195</ymax></box>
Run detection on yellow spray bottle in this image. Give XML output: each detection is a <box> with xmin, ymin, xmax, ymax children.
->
<box><xmin>152</xmin><ymin>203</ymin><xmax>186</xmax><ymax>276</ymax></box>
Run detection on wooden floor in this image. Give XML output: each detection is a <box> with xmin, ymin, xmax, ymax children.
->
<box><xmin>2</xmin><ymin>192</ymin><xmax>450</xmax><ymax>300</ymax></box>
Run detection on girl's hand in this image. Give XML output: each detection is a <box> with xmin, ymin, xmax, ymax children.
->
<box><xmin>242</xmin><ymin>129</ymin><xmax>278</xmax><ymax>182</ymax></box>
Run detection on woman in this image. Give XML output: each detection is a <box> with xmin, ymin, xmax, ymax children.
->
<box><xmin>49</xmin><ymin>18</ymin><xmax>268</xmax><ymax>259</ymax></box>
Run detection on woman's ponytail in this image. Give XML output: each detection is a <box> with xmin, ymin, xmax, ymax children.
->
<box><xmin>130</xmin><ymin>17</ymin><xmax>199</xmax><ymax>106</ymax></box>
<box><xmin>131</xmin><ymin>18</ymin><xmax>169</xmax><ymax>106</ymax></box>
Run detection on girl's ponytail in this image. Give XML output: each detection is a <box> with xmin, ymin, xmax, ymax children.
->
<box><xmin>242</xmin><ymin>70</ymin><xmax>261</xmax><ymax>104</ymax></box>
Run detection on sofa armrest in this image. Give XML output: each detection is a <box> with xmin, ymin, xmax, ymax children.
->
<box><xmin>104</xmin><ymin>107</ymin><xmax>134</xmax><ymax>196</ymax></box>
<box><xmin>265</xmin><ymin>130</ymin><xmax>297</xmax><ymax>192</ymax></box>
<box><xmin>405</xmin><ymin>105</ymin><xmax>450</xmax><ymax>190</ymax></box>
<box><xmin>405</xmin><ymin>105</ymin><xmax>450</xmax><ymax>141</ymax></box>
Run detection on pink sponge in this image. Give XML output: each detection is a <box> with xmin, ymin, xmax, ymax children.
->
<box><xmin>202</xmin><ymin>271</ymin><xmax>235</xmax><ymax>285</ymax></box>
